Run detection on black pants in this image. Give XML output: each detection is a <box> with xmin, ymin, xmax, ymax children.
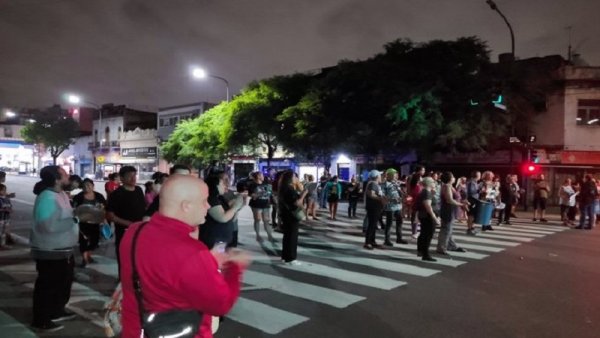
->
<box><xmin>79</xmin><ymin>222</ymin><xmax>100</xmax><ymax>253</ymax></box>
<box><xmin>271</xmin><ymin>200</ymin><xmax>279</xmax><ymax>227</ymax></box>
<box><xmin>385</xmin><ymin>210</ymin><xmax>403</xmax><ymax>242</ymax></box>
<box><xmin>417</xmin><ymin>218</ymin><xmax>435</xmax><ymax>257</ymax></box>
<box><xmin>32</xmin><ymin>256</ymin><xmax>74</xmax><ymax>325</ymax></box>
<box><xmin>348</xmin><ymin>198</ymin><xmax>358</xmax><ymax>217</ymax></box>
<box><xmin>281</xmin><ymin>220</ymin><xmax>299</xmax><ymax>262</ymax></box>
<box><xmin>365</xmin><ymin>208</ymin><xmax>381</xmax><ymax>245</ymax></box>
<box><xmin>114</xmin><ymin>224</ymin><xmax>127</xmax><ymax>280</ymax></box>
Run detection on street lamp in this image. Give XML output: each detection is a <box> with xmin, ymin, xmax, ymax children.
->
<box><xmin>5</xmin><ymin>110</ymin><xmax>16</xmax><ymax>118</ymax></box>
<box><xmin>486</xmin><ymin>0</ymin><xmax>515</xmax><ymax>58</ymax></box>
<box><xmin>64</xmin><ymin>93</ymin><xmax>104</xmax><ymax>175</ymax></box>
<box><xmin>191</xmin><ymin>66</ymin><xmax>230</xmax><ymax>102</ymax></box>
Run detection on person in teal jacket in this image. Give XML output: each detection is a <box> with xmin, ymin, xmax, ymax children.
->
<box><xmin>30</xmin><ymin>166</ymin><xmax>79</xmax><ymax>332</ymax></box>
<box><xmin>325</xmin><ymin>176</ymin><xmax>342</xmax><ymax>220</ymax></box>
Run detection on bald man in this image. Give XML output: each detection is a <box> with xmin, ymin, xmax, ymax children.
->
<box><xmin>119</xmin><ymin>175</ymin><xmax>251</xmax><ymax>338</ymax></box>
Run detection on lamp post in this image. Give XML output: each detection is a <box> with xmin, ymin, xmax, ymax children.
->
<box><xmin>191</xmin><ymin>67</ymin><xmax>230</xmax><ymax>102</ymax></box>
<box><xmin>486</xmin><ymin>0</ymin><xmax>515</xmax><ymax>58</ymax></box>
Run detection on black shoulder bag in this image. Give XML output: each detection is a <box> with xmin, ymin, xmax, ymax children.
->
<box><xmin>131</xmin><ymin>222</ymin><xmax>203</xmax><ymax>338</ymax></box>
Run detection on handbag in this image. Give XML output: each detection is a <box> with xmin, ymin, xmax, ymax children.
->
<box><xmin>131</xmin><ymin>222</ymin><xmax>203</xmax><ymax>338</ymax></box>
<box><xmin>100</xmin><ymin>223</ymin><xmax>113</xmax><ymax>240</ymax></box>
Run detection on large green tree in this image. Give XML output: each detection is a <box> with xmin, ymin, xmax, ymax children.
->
<box><xmin>160</xmin><ymin>102</ymin><xmax>233</xmax><ymax>167</ymax></box>
<box><xmin>225</xmin><ymin>74</ymin><xmax>313</xmax><ymax>169</ymax></box>
<box><xmin>21</xmin><ymin>105</ymin><xmax>80</xmax><ymax>165</ymax></box>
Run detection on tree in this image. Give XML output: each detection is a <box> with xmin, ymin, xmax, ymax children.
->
<box><xmin>160</xmin><ymin>102</ymin><xmax>233</xmax><ymax>168</ymax></box>
<box><xmin>21</xmin><ymin>105</ymin><xmax>80</xmax><ymax>165</ymax></box>
<box><xmin>225</xmin><ymin>74</ymin><xmax>313</xmax><ymax>169</ymax></box>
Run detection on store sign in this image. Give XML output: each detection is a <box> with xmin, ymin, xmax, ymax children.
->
<box><xmin>121</xmin><ymin>147</ymin><xmax>157</xmax><ymax>159</ymax></box>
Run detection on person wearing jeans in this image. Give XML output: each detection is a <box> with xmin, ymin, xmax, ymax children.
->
<box><xmin>576</xmin><ymin>175</ymin><xmax>599</xmax><ymax>230</ymax></box>
<box><xmin>382</xmin><ymin>169</ymin><xmax>408</xmax><ymax>246</ymax></box>
<box><xmin>437</xmin><ymin>172</ymin><xmax>468</xmax><ymax>255</ymax></box>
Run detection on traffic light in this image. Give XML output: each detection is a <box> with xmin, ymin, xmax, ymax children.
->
<box><xmin>522</xmin><ymin>162</ymin><xmax>540</xmax><ymax>175</ymax></box>
<box><xmin>530</xmin><ymin>149</ymin><xmax>539</xmax><ymax>163</ymax></box>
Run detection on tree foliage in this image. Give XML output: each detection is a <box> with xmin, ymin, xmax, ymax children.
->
<box><xmin>163</xmin><ymin>36</ymin><xmax>534</xmax><ymax>164</ymax></box>
<box><xmin>21</xmin><ymin>105</ymin><xmax>80</xmax><ymax>165</ymax></box>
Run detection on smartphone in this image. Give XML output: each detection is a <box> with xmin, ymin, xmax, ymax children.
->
<box><xmin>215</xmin><ymin>241</ymin><xmax>227</xmax><ymax>253</ymax></box>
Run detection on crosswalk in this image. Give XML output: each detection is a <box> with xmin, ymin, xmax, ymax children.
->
<box><xmin>0</xmin><ymin>215</ymin><xmax>569</xmax><ymax>336</ymax></box>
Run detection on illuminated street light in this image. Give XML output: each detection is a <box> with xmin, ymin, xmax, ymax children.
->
<box><xmin>28</xmin><ymin>119</ymin><xmax>36</xmax><ymax>123</ymax></box>
<box><xmin>66</xmin><ymin>94</ymin><xmax>82</xmax><ymax>105</ymax></box>
<box><xmin>191</xmin><ymin>66</ymin><xmax>230</xmax><ymax>102</ymax></box>
<box><xmin>5</xmin><ymin>111</ymin><xmax>16</xmax><ymax>118</ymax></box>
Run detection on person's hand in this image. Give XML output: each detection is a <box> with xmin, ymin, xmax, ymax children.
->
<box><xmin>8</xmin><ymin>192</ymin><xmax>16</xmax><ymax>198</ymax></box>
<box><xmin>434</xmin><ymin>217</ymin><xmax>441</xmax><ymax>225</ymax></box>
<box><xmin>210</xmin><ymin>248</ymin><xmax>229</xmax><ymax>269</ymax></box>
<box><xmin>226</xmin><ymin>249</ymin><xmax>252</xmax><ymax>269</ymax></box>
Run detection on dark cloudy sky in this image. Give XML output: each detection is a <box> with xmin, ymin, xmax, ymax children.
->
<box><xmin>1</xmin><ymin>0</ymin><xmax>599</xmax><ymax>109</ymax></box>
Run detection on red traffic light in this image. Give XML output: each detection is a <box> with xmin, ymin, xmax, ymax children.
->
<box><xmin>522</xmin><ymin>162</ymin><xmax>540</xmax><ymax>175</ymax></box>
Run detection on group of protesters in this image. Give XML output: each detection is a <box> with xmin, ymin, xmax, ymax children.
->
<box><xmin>8</xmin><ymin>162</ymin><xmax>600</xmax><ymax>334</ymax></box>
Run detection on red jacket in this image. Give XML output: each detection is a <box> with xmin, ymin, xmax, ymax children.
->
<box><xmin>119</xmin><ymin>213</ymin><xmax>243</xmax><ymax>338</ymax></box>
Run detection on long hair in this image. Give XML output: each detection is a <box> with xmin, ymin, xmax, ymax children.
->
<box><xmin>278</xmin><ymin>170</ymin><xmax>295</xmax><ymax>193</ymax></box>
<box><xmin>205</xmin><ymin>169</ymin><xmax>227</xmax><ymax>198</ymax></box>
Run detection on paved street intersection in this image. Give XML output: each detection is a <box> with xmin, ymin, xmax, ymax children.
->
<box><xmin>4</xmin><ymin>187</ymin><xmax>597</xmax><ymax>338</ymax></box>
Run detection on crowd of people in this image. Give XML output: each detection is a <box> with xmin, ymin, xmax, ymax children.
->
<box><xmin>0</xmin><ymin>163</ymin><xmax>597</xmax><ymax>334</ymax></box>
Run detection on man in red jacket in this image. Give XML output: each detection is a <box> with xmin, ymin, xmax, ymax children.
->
<box><xmin>119</xmin><ymin>175</ymin><xmax>251</xmax><ymax>338</ymax></box>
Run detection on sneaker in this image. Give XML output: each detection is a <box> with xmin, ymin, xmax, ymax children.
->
<box><xmin>533</xmin><ymin>218</ymin><xmax>537</xmax><ymax>222</ymax></box>
<box><xmin>396</xmin><ymin>239</ymin><xmax>408</xmax><ymax>244</ymax></box>
<box><xmin>504</xmin><ymin>221</ymin><xmax>511</xmax><ymax>225</ymax></box>
<box><xmin>436</xmin><ymin>250</ymin><xmax>450</xmax><ymax>256</ymax></box>
<box><xmin>383</xmin><ymin>241</ymin><xmax>394</xmax><ymax>247</ymax></box>
<box><xmin>363</xmin><ymin>244</ymin><xmax>374</xmax><ymax>250</ymax></box>
<box><xmin>451</xmin><ymin>247</ymin><xmax>467</xmax><ymax>253</ymax></box>
<box><xmin>466</xmin><ymin>229</ymin><xmax>477</xmax><ymax>236</ymax></box>
<box><xmin>286</xmin><ymin>260</ymin><xmax>301</xmax><ymax>266</ymax></box>
<box><xmin>422</xmin><ymin>256</ymin><xmax>437</xmax><ymax>262</ymax></box>
<box><xmin>411</xmin><ymin>233</ymin><xmax>419</xmax><ymax>239</ymax></box>
<box><xmin>32</xmin><ymin>321</ymin><xmax>64</xmax><ymax>332</ymax></box>
<box><xmin>51</xmin><ymin>310</ymin><xmax>77</xmax><ymax>322</ymax></box>
<box><xmin>540</xmin><ymin>218</ymin><xmax>548</xmax><ymax>222</ymax></box>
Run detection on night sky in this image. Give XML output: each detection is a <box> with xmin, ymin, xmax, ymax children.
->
<box><xmin>1</xmin><ymin>0</ymin><xmax>598</xmax><ymax>109</ymax></box>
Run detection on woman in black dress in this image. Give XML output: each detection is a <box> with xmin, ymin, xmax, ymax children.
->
<box><xmin>73</xmin><ymin>179</ymin><xmax>106</xmax><ymax>267</ymax></box>
<box><xmin>199</xmin><ymin>170</ymin><xmax>245</xmax><ymax>249</ymax></box>
<box><xmin>278</xmin><ymin>170</ymin><xmax>308</xmax><ymax>265</ymax></box>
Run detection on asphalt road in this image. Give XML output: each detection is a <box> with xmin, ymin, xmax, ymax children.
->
<box><xmin>1</xmin><ymin>174</ymin><xmax>599</xmax><ymax>338</ymax></box>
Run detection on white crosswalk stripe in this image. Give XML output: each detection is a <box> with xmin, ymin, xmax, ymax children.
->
<box><xmin>0</xmin><ymin>218</ymin><xmax>570</xmax><ymax>336</ymax></box>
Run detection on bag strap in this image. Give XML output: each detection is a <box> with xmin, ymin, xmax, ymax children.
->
<box><xmin>130</xmin><ymin>221</ymin><xmax>150</xmax><ymax>327</ymax></box>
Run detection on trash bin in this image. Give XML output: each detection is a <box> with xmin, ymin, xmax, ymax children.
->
<box><xmin>476</xmin><ymin>200</ymin><xmax>494</xmax><ymax>226</ymax></box>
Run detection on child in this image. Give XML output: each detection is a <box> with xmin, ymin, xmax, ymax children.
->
<box><xmin>0</xmin><ymin>183</ymin><xmax>13</xmax><ymax>247</ymax></box>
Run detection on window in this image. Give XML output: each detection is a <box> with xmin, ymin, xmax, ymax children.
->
<box><xmin>118</xmin><ymin>126</ymin><xmax>122</xmax><ymax>140</ymax></box>
<box><xmin>3</xmin><ymin>126</ymin><xmax>13</xmax><ymax>138</ymax></box>
<box><xmin>159</xmin><ymin>118</ymin><xmax>165</xmax><ymax>127</ymax></box>
<box><xmin>169</xmin><ymin>117</ymin><xmax>178</xmax><ymax>126</ymax></box>
<box><xmin>104</xmin><ymin>126</ymin><xmax>110</xmax><ymax>145</ymax></box>
<box><xmin>577</xmin><ymin>99</ymin><xmax>600</xmax><ymax>126</ymax></box>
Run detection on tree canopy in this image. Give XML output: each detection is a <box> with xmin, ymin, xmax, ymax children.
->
<box><xmin>21</xmin><ymin>105</ymin><xmax>80</xmax><ymax>165</ymax></box>
<box><xmin>163</xmin><ymin>36</ymin><xmax>533</xmax><ymax>165</ymax></box>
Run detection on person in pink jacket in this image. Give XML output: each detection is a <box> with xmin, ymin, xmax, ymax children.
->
<box><xmin>119</xmin><ymin>175</ymin><xmax>251</xmax><ymax>338</ymax></box>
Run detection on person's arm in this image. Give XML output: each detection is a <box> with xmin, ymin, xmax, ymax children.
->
<box><xmin>176</xmin><ymin>250</ymin><xmax>244</xmax><ymax>316</ymax></box>
<box><xmin>295</xmin><ymin>190</ymin><xmax>309</xmax><ymax>208</ymax></box>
